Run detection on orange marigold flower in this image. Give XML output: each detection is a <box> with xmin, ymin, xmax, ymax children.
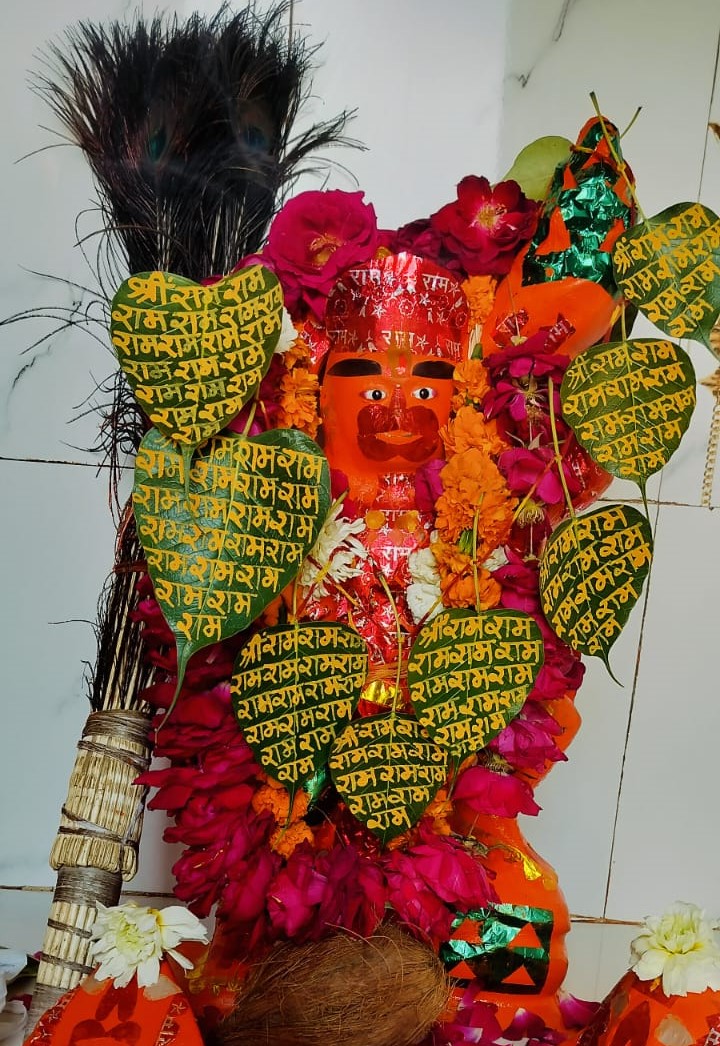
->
<box><xmin>452</xmin><ymin>357</ymin><xmax>491</xmax><ymax>411</ymax></box>
<box><xmin>442</xmin><ymin>405</ymin><xmax>508</xmax><ymax>458</ymax></box>
<box><xmin>422</xmin><ymin>788</ymin><xmax>453</xmax><ymax>837</ymax></box>
<box><xmin>252</xmin><ymin>779</ymin><xmax>309</xmax><ymax>825</ymax></box>
<box><xmin>279</xmin><ymin>366</ymin><xmax>320</xmax><ymax>437</ymax></box>
<box><xmin>434</xmin><ymin>448</ymin><xmax>516</xmax><ymax>556</ymax></box>
<box><xmin>462</xmin><ymin>274</ymin><xmax>497</xmax><ymax>329</ymax></box>
<box><xmin>284</xmin><ymin>325</ymin><xmax>313</xmax><ymax>369</ymax></box>
<box><xmin>442</xmin><ymin>567</ymin><xmax>501</xmax><ymax>610</ymax></box>
<box><xmin>270</xmin><ymin>820</ymin><xmax>314</xmax><ymax>858</ymax></box>
<box><xmin>431</xmin><ymin>540</ymin><xmax>502</xmax><ymax>610</ymax></box>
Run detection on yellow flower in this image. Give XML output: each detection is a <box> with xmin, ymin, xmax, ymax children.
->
<box><xmin>91</xmin><ymin>903</ymin><xmax>208</xmax><ymax>988</ymax></box>
<box><xmin>630</xmin><ymin>902</ymin><xmax>720</xmax><ymax>997</ymax></box>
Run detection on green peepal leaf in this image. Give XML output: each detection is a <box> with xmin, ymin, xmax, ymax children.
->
<box><xmin>407</xmin><ymin>609</ymin><xmax>543</xmax><ymax>760</ymax></box>
<box><xmin>561</xmin><ymin>339</ymin><xmax>696</xmax><ymax>493</ymax></box>
<box><xmin>133</xmin><ymin>427</ymin><xmax>330</xmax><ymax>687</ymax></box>
<box><xmin>613</xmin><ymin>203</ymin><xmax>720</xmax><ymax>356</ymax></box>
<box><xmin>329</xmin><ymin>715</ymin><xmax>448</xmax><ymax>844</ymax></box>
<box><xmin>232</xmin><ymin>622</ymin><xmax>369</xmax><ymax>794</ymax></box>
<box><xmin>540</xmin><ymin>505</ymin><xmax>653</xmax><ymax>670</ymax></box>
<box><xmin>111</xmin><ymin>266</ymin><xmax>283</xmax><ymax>447</ymax></box>
<box><xmin>502</xmin><ymin>135</ymin><xmax>573</xmax><ymax>201</ymax></box>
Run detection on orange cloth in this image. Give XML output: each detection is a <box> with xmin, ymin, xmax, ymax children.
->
<box><xmin>24</xmin><ymin>962</ymin><xmax>203</xmax><ymax>1046</ymax></box>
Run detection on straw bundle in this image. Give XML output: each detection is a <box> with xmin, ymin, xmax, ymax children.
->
<box><xmin>49</xmin><ymin>709</ymin><xmax>152</xmax><ymax>880</ymax></box>
<box><xmin>29</xmin><ymin>514</ymin><xmax>154</xmax><ymax>1024</ymax></box>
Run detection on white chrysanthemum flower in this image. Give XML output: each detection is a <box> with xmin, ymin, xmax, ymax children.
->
<box><xmin>90</xmin><ymin>903</ymin><xmax>208</xmax><ymax>989</ymax></box>
<box><xmin>274</xmin><ymin>307</ymin><xmax>298</xmax><ymax>355</ymax></box>
<box><xmin>299</xmin><ymin>504</ymin><xmax>367</xmax><ymax>597</ymax></box>
<box><xmin>630</xmin><ymin>902</ymin><xmax>720</xmax><ymax>997</ymax></box>
<box><xmin>483</xmin><ymin>546</ymin><xmax>508</xmax><ymax>573</ymax></box>
<box><xmin>406</xmin><ymin>544</ymin><xmax>442</xmax><ymax>624</ymax></box>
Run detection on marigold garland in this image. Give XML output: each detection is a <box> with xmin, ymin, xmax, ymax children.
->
<box><xmin>136</xmin><ymin>171</ymin><xmax>603</xmax><ymax>967</ymax></box>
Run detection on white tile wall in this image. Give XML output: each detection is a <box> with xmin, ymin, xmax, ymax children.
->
<box><xmin>2</xmin><ymin>0</ymin><xmax>719</xmax><ymax>1008</ymax></box>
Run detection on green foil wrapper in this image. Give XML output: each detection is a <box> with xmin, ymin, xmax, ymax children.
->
<box><xmin>523</xmin><ymin>117</ymin><xmax>632</xmax><ymax>293</ymax></box>
<box><xmin>440</xmin><ymin>903</ymin><xmax>553</xmax><ymax>994</ymax></box>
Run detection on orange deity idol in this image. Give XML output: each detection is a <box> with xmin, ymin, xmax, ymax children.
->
<box><xmin>320</xmin><ymin>252</ymin><xmax>469</xmax><ymax>507</ymax></box>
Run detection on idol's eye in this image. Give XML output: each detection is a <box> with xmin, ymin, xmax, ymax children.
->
<box><xmin>412</xmin><ymin>387</ymin><xmax>436</xmax><ymax>401</ymax></box>
<box><xmin>362</xmin><ymin>388</ymin><xmax>387</xmax><ymax>401</ymax></box>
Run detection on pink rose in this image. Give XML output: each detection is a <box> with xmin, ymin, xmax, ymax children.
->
<box><xmin>431</xmin><ymin>176</ymin><xmax>537</xmax><ymax>276</ymax></box>
<box><xmin>314</xmin><ymin>847</ymin><xmax>387</xmax><ymax>939</ymax></box>
<box><xmin>267</xmin><ymin>845</ymin><xmax>329</xmax><ymax>938</ymax></box>
<box><xmin>499</xmin><ymin>446</ymin><xmax>581</xmax><ymax>505</ymax></box>
<box><xmin>453</xmin><ymin>765</ymin><xmax>541</xmax><ymax>817</ymax></box>
<box><xmin>491</xmin><ymin>701</ymin><xmax>566</xmax><ymax>771</ymax></box>
<box><xmin>414</xmin><ymin>457</ymin><xmax>446</xmax><ymax>513</ymax></box>
<box><xmin>504</xmin><ymin>1008</ymin><xmax>565</xmax><ymax>1045</ymax></box>
<box><xmin>383</xmin><ymin>826</ymin><xmax>496</xmax><ymax>943</ymax></box>
<box><xmin>383</xmin><ymin>850</ymin><xmax>454</xmax><ymax>942</ymax></box>
<box><xmin>558</xmin><ymin>992</ymin><xmax>601</xmax><ymax>1030</ymax></box>
<box><xmin>264</xmin><ymin>189</ymin><xmax>380</xmax><ymax>319</ymax></box>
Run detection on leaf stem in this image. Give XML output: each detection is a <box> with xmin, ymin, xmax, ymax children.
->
<box><xmin>547</xmin><ymin>377</ymin><xmax>575</xmax><ymax>521</ymax></box>
<box><xmin>377</xmin><ymin>572</ymin><xmax>403</xmax><ymax>715</ymax></box>
<box><xmin>472</xmin><ymin>503</ymin><xmax>483</xmax><ymax>612</ymax></box>
<box><xmin>241</xmin><ymin>400</ymin><xmax>258</xmax><ymax>438</ymax></box>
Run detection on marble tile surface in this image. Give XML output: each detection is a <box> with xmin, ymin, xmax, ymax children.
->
<box><xmin>287</xmin><ymin>0</ymin><xmax>508</xmax><ymax>224</ymax></box>
<box><xmin>605</xmin><ymin>502</ymin><xmax>720</xmax><ymax>920</ymax></box>
<box><xmin>2</xmin><ymin>0</ymin><xmax>720</xmax><ymax>1009</ymax></box>
<box><xmin>0</xmin><ymin>459</ymin><xmax>118</xmax><ymax>885</ymax></box>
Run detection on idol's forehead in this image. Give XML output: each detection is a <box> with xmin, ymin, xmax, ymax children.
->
<box><xmin>324</xmin><ymin>345</ymin><xmax>456</xmax><ymax>380</ymax></box>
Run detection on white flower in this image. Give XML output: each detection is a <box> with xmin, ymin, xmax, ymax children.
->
<box><xmin>299</xmin><ymin>504</ymin><xmax>367</xmax><ymax>597</ymax></box>
<box><xmin>273</xmin><ymin>307</ymin><xmax>298</xmax><ymax>355</ymax></box>
<box><xmin>406</xmin><ymin>544</ymin><xmax>442</xmax><ymax>624</ymax></box>
<box><xmin>483</xmin><ymin>546</ymin><xmax>508</xmax><ymax>573</ymax></box>
<box><xmin>90</xmin><ymin>903</ymin><xmax>208</xmax><ymax>989</ymax></box>
<box><xmin>630</xmin><ymin>902</ymin><xmax>720</xmax><ymax>997</ymax></box>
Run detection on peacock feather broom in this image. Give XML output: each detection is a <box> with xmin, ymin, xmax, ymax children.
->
<box><xmin>26</xmin><ymin>2</ymin><xmax>352</xmax><ymax>1023</ymax></box>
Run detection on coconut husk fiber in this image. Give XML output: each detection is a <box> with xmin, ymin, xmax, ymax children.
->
<box><xmin>209</xmin><ymin>926</ymin><xmax>450</xmax><ymax>1046</ymax></box>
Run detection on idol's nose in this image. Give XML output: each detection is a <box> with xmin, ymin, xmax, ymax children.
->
<box><xmin>390</xmin><ymin>384</ymin><xmax>406</xmax><ymax>426</ymax></box>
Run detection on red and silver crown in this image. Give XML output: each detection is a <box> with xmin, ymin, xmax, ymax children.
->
<box><xmin>324</xmin><ymin>252</ymin><xmax>469</xmax><ymax>362</ymax></box>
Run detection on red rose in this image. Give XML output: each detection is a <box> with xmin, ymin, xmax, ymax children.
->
<box><xmin>431</xmin><ymin>176</ymin><xmax>537</xmax><ymax>276</ymax></box>
<box><xmin>264</xmin><ymin>189</ymin><xmax>380</xmax><ymax>320</ymax></box>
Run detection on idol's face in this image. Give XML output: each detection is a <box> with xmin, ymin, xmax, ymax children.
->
<box><xmin>320</xmin><ymin>349</ymin><xmax>455</xmax><ymax>481</ymax></box>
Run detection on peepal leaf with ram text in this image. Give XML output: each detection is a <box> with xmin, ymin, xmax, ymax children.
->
<box><xmin>540</xmin><ymin>504</ymin><xmax>652</xmax><ymax>670</ymax></box>
<box><xmin>561</xmin><ymin>339</ymin><xmax>695</xmax><ymax>495</ymax></box>
<box><xmin>407</xmin><ymin>609</ymin><xmax>544</xmax><ymax>762</ymax></box>
<box><xmin>111</xmin><ymin>266</ymin><xmax>283</xmax><ymax>448</ymax></box>
<box><xmin>612</xmin><ymin>202</ymin><xmax>720</xmax><ymax>356</ymax></box>
<box><xmin>329</xmin><ymin>714</ymin><xmax>448</xmax><ymax>845</ymax></box>
<box><xmin>133</xmin><ymin>427</ymin><xmax>330</xmax><ymax>688</ymax></box>
<box><xmin>232</xmin><ymin>622</ymin><xmax>368</xmax><ymax>797</ymax></box>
